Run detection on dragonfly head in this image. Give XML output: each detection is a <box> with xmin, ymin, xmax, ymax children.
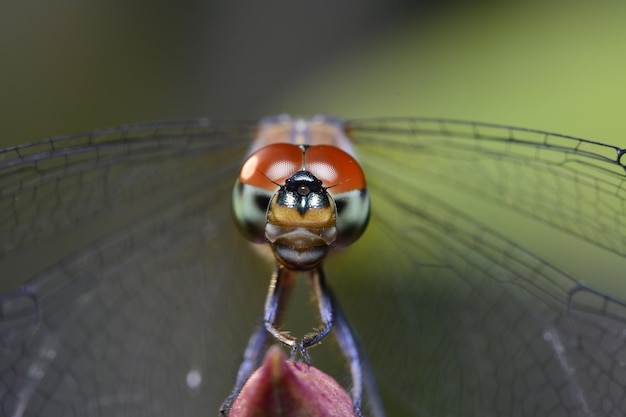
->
<box><xmin>232</xmin><ymin>140</ymin><xmax>370</xmax><ymax>270</ymax></box>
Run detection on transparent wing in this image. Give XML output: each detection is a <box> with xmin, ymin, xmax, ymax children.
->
<box><xmin>2</xmin><ymin>117</ymin><xmax>626</xmax><ymax>417</ymax></box>
<box><xmin>329</xmin><ymin>119</ymin><xmax>626</xmax><ymax>417</ymax></box>
<box><xmin>0</xmin><ymin>120</ymin><xmax>273</xmax><ymax>417</ymax></box>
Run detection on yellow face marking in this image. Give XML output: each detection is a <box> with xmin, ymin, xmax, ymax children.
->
<box><xmin>267</xmin><ymin>199</ymin><xmax>336</xmax><ymax>229</ymax></box>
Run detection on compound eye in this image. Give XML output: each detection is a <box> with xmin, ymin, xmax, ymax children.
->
<box><xmin>232</xmin><ymin>144</ymin><xmax>305</xmax><ymax>242</ymax></box>
<box><xmin>239</xmin><ymin>144</ymin><xmax>304</xmax><ymax>191</ymax></box>
<box><xmin>305</xmin><ymin>146</ymin><xmax>366</xmax><ymax>194</ymax></box>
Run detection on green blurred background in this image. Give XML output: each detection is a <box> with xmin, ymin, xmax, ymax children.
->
<box><xmin>3</xmin><ymin>0</ymin><xmax>626</xmax><ymax>341</ymax></box>
<box><xmin>2</xmin><ymin>1</ymin><xmax>626</xmax><ymax>147</ymax></box>
<box><xmin>3</xmin><ymin>2</ymin><xmax>626</xmax><ymax>414</ymax></box>
<box><xmin>3</xmin><ymin>0</ymin><xmax>626</xmax><ymax>357</ymax></box>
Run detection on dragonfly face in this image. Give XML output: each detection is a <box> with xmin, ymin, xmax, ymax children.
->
<box><xmin>232</xmin><ymin>138</ymin><xmax>370</xmax><ymax>268</ymax></box>
<box><xmin>1</xmin><ymin>115</ymin><xmax>625</xmax><ymax>417</ymax></box>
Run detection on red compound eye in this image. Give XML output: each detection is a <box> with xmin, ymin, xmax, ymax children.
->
<box><xmin>305</xmin><ymin>146</ymin><xmax>366</xmax><ymax>194</ymax></box>
<box><xmin>239</xmin><ymin>144</ymin><xmax>303</xmax><ymax>190</ymax></box>
<box><xmin>238</xmin><ymin>144</ymin><xmax>366</xmax><ymax>195</ymax></box>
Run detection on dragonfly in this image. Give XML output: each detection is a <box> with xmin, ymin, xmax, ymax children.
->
<box><xmin>0</xmin><ymin>114</ymin><xmax>625</xmax><ymax>417</ymax></box>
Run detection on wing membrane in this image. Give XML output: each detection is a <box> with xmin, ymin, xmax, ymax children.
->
<box><xmin>330</xmin><ymin>119</ymin><xmax>626</xmax><ymax>416</ymax></box>
<box><xmin>0</xmin><ymin>120</ymin><xmax>271</xmax><ymax>417</ymax></box>
<box><xmin>1</xmin><ymin>118</ymin><xmax>625</xmax><ymax>416</ymax></box>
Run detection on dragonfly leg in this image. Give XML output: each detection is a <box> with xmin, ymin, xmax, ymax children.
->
<box><xmin>219</xmin><ymin>321</ymin><xmax>269</xmax><ymax>416</ymax></box>
<box><xmin>263</xmin><ymin>265</ymin><xmax>298</xmax><ymax>348</ymax></box>
<box><xmin>221</xmin><ymin>265</ymin><xmax>297</xmax><ymax>415</ymax></box>
<box><xmin>325</xmin><ymin>275</ymin><xmax>387</xmax><ymax>417</ymax></box>
<box><xmin>300</xmin><ymin>267</ymin><xmax>334</xmax><ymax>349</ymax></box>
<box><xmin>269</xmin><ymin>266</ymin><xmax>335</xmax><ymax>362</ymax></box>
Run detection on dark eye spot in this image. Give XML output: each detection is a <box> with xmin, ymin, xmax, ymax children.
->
<box><xmin>254</xmin><ymin>195</ymin><xmax>271</xmax><ymax>212</ymax></box>
<box><xmin>335</xmin><ymin>199</ymin><xmax>346</xmax><ymax>215</ymax></box>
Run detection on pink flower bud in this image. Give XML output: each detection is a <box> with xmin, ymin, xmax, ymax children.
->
<box><xmin>230</xmin><ymin>345</ymin><xmax>360</xmax><ymax>417</ymax></box>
